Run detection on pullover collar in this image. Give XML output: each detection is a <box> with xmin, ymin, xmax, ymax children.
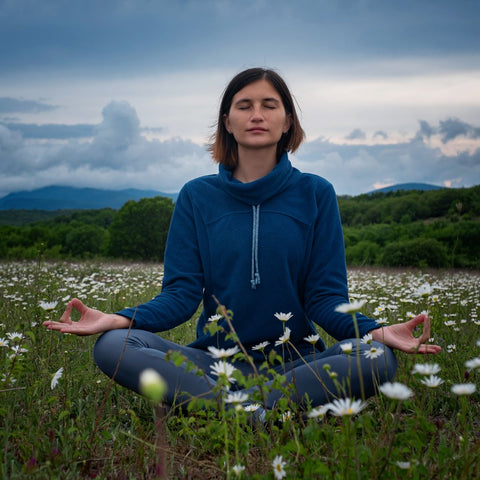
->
<box><xmin>218</xmin><ymin>152</ymin><xmax>294</xmax><ymax>206</ymax></box>
<box><xmin>218</xmin><ymin>153</ymin><xmax>296</xmax><ymax>289</ymax></box>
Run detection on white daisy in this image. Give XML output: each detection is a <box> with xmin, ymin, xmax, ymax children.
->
<box><xmin>208</xmin><ymin>313</ymin><xmax>223</xmax><ymax>322</ymax></box>
<box><xmin>51</xmin><ymin>367</ymin><xmax>64</xmax><ymax>390</ymax></box>
<box><xmin>364</xmin><ymin>345</ymin><xmax>384</xmax><ymax>359</ymax></box>
<box><xmin>420</xmin><ymin>375</ymin><xmax>444</xmax><ymax>388</ymax></box>
<box><xmin>411</xmin><ymin>363</ymin><xmax>441</xmax><ymax>376</ymax></box>
<box><xmin>308</xmin><ymin>404</ymin><xmax>331</xmax><ymax>419</ymax></box>
<box><xmin>224</xmin><ymin>391</ymin><xmax>249</xmax><ymax>404</ymax></box>
<box><xmin>340</xmin><ymin>342</ymin><xmax>353</xmax><ymax>354</ymax></box>
<box><xmin>39</xmin><ymin>301</ymin><xmax>58</xmax><ymax>311</ymax></box>
<box><xmin>334</xmin><ymin>300</ymin><xmax>366</xmax><ymax>314</ymax></box>
<box><xmin>465</xmin><ymin>357</ymin><xmax>480</xmax><ymax>370</ymax></box>
<box><xmin>251</xmin><ymin>341</ymin><xmax>270</xmax><ymax>351</ymax></box>
<box><xmin>207</xmin><ymin>345</ymin><xmax>240</xmax><ymax>359</ymax></box>
<box><xmin>451</xmin><ymin>383</ymin><xmax>476</xmax><ymax>395</ymax></box>
<box><xmin>232</xmin><ymin>464</ymin><xmax>245</xmax><ymax>477</ymax></box>
<box><xmin>272</xmin><ymin>455</ymin><xmax>287</xmax><ymax>480</ymax></box>
<box><xmin>274</xmin><ymin>312</ymin><xmax>293</xmax><ymax>322</ymax></box>
<box><xmin>210</xmin><ymin>361</ymin><xmax>237</xmax><ymax>384</ymax></box>
<box><xmin>379</xmin><ymin>382</ymin><xmax>413</xmax><ymax>400</ymax></box>
<box><xmin>328</xmin><ymin>397</ymin><xmax>366</xmax><ymax>417</ymax></box>
<box><xmin>304</xmin><ymin>334</ymin><xmax>320</xmax><ymax>345</ymax></box>
<box><xmin>274</xmin><ymin>327</ymin><xmax>291</xmax><ymax>346</ymax></box>
<box><xmin>360</xmin><ymin>333</ymin><xmax>373</xmax><ymax>345</ymax></box>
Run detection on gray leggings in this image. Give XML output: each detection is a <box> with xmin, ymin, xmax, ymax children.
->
<box><xmin>93</xmin><ymin>329</ymin><xmax>397</xmax><ymax>410</ymax></box>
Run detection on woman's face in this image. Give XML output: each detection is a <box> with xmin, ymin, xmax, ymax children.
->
<box><xmin>223</xmin><ymin>79</ymin><xmax>292</xmax><ymax>156</ymax></box>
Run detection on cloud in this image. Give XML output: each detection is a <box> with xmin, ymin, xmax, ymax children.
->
<box><xmin>373</xmin><ymin>131</ymin><xmax>388</xmax><ymax>139</ymax></box>
<box><xmin>1</xmin><ymin>101</ymin><xmax>479</xmax><ymax>199</ymax></box>
<box><xmin>345</xmin><ymin>129</ymin><xmax>366</xmax><ymax>140</ymax></box>
<box><xmin>0</xmin><ymin>100</ymin><xmax>215</xmax><ymax>197</ymax></box>
<box><xmin>295</xmin><ymin>128</ymin><xmax>480</xmax><ymax>195</ymax></box>
<box><xmin>0</xmin><ymin>97</ymin><xmax>57</xmax><ymax>114</ymax></box>
<box><xmin>1</xmin><ymin>122</ymin><xmax>95</xmax><ymax>139</ymax></box>
<box><xmin>438</xmin><ymin>118</ymin><xmax>480</xmax><ymax>143</ymax></box>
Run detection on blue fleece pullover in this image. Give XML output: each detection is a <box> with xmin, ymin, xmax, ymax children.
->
<box><xmin>117</xmin><ymin>153</ymin><xmax>380</xmax><ymax>359</ymax></box>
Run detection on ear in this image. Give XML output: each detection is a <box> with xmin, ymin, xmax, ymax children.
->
<box><xmin>223</xmin><ymin>113</ymin><xmax>231</xmax><ymax>133</ymax></box>
<box><xmin>283</xmin><ymin>114</ymin><xmax>293</xmax><ymax>134</ymax></box>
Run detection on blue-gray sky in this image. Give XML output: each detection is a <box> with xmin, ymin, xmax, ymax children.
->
<box><xmin>1</xmin><ymin>0</ymin><xmax>479</xmax><ymax>197</ymax></box>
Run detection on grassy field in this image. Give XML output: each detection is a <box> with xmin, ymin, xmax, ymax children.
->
<box><xmin>1</xmin><ymin>261</ymin><xmax>479</xmax><ymax>479</ymax></box>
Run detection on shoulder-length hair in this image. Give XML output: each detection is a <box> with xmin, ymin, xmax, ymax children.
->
<box><xmin>208</xmin><ymin>68</ymin><xmax>305</xmax><ymax>168</ymax></box>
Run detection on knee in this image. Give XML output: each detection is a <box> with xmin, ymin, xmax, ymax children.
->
<box><xmin>93</xmin><ymin>329</ymin><xmax>128</xmax><ymax>373</ymax></box>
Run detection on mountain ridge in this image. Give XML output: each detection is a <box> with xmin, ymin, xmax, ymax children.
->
<box><xmin>0</xmin><ymin>183</ymin><xmax>445</xmax><ymax>211</ymax></box>
<box><xmin>0</xmin><ymin>185</ymin><xmax>178</xmax><ymax>210</ymax></box>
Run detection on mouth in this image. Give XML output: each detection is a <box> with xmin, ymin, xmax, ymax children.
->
<box><xmin>247</xmin><ymin>128</ymin><xmax>268</xmax><ymax>133</ymax></box>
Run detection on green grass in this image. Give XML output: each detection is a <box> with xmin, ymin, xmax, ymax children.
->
<box><xmin>1</xmin><ymin>261</ymin><xmax>479</xmax><ymax>479</ymax></box>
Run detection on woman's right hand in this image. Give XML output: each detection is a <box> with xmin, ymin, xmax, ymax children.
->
<box><xmin>43</xmin><ymin>298</ymin><xmax>132</xmax><ymax>336</ymax></box>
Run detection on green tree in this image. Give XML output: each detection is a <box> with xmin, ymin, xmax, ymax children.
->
<box><xmin>107</xmin><ymin>196</ymin><xmax>174</xmax><ymax>260</ymax></box>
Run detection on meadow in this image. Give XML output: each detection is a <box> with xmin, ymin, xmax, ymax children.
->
<box><xmin>1</xmin><ymin>260</ymin><xmax>479</xmax><ymax>479</ymax></box>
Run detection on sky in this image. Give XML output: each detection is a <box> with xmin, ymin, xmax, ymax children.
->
<box><xmin>1</xmin><ymin>0</ymin><xmax>479</xmax><ymax>198</ymax></box>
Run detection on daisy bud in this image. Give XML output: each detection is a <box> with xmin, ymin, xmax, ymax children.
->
<box><xmin>139</xmin><ymin>369</ymin><xmax>167</xmax><ymax>403</ymax></box>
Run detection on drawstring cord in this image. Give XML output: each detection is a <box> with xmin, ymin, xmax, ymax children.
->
<box><xmin>251</xmin><ymin>204</ymin><xmax>261</xmax><ymax>289</ymax></box>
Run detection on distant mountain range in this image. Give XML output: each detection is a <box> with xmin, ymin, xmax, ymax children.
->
<box><xmin>368</xmin><ymin>183</ymin><xmax>444</xmax><ymax>194</ymax></box>
<box><xmin>0</xmin><ymin>183</ymin><xmax>443</xmax><ymax>211</ymax></box>
<box><xmin>0</xmin><ymin>186</ymin><xmax>178</xmax><ymax>211</ymax></box>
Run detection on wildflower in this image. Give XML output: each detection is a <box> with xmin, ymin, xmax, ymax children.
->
<box><xmin>39</xmin><ymin>301</ymin><xmax>58</xmax><ymax>311</ymax></box>
<box><xmin>210</xmin><ymin>361</ymin><xmax>237</xmax><ymax>384</ymax></box>
<box><xmin>420</xmin><ymin>375</ymin><xmax>444</xmax><ymax>388</ymax></box>
<box><xmin>0</xmin><ymin>337</ymin><xmax>9</xmax><ymax>348</ymax></box>
<box><xmin>411</xmin><ymin>363</ymin><xmax>441</xmax><ymax>376</ymax></box>
<box><xmin>272</xmin><ymin>455</ymin><xmax>287</xmax><ymax>480</ymax></box>
<box><xmin>10</xmin><ymin>345</ymin><xmax>28</xmax><ymax>355</ymax></box>
<box><xmin>304</xmin><ymin>334</ymin><xmax>320</xmax><ymax>345</ymax></box>
<box><xmin>451</xmin><ymin>383</ymin><xmax>476</xmax><ymax>396</ymax></box>
<box><xmin>6</xmin><ymin>331</ymin><xmax>24</xmax><ymax>342</ymax></box>
<box><xmin>334</xmin><ymin>299</ymin><xmax>366</xmax><ymax>314</ymax></box>
<box><xmin>274</xmin><ymin>327</ymin><xmax>291</xmax><ymax>346</ymax></box>
<box><xmin>447</xmin><ymin>344</ymin><xmax>456</xmax><ymax>353</ymax></box>
<box><xmin>243</xmin><ymin>403</ymin><xmax>262</xmax><ymax>412</ymax></box>
<box><xmin>396</xmin><ymin>461</ymin><xmax>411</xmax><ymax>469</ymax></box>
<box><xmin>274</xmin><ymin>312</ymin><xmax>293</xmax><ymax>322</ymax></box>
<box><xmin>252</xmin><ymin>341</ymin><xmax>270</xmax><ymax>351</ymax></box>
<box><xmin>465</xmin><ymin>357</ymin><xmax>480</xmax><ymax>370</ymax></box>
<box><xmin>414</xmin><ymin>283</ymin><xmax>432</xmax><ymax>297</ymax></box>
<box><xmin>364</xmin><ymin>345</ymin><xmax>384</xmax><ymax>359</ymax></box>
<box><xmin>207</xmin><ymin>345</ymin><xmax>240</xmax><ymax>359</ymax></box>
<box><xmin>379</xmin><ymin>382</ymin><xmax>413</xmax><ymax>400</ymax></box>
<box><xmin>224</xmin><ymin>391</ymin><xmax>249</xmax><ymax>404</ymax></box>
<box><xmin>208</xmin><ymin>313</ymin><xmax>222</xmax><ymax>322</ymax></box>
<box><xmin>139</xmin><ymin>369</ymin><xmax>167</xmax><ymax>402</ymax></box>
<box><xmin>51</xmin><ymin>367</ymin><xmax>64</xmax><ymax>390</ymax></box>
<box><xmin>340</xmin><ymin>342</ymin><xmax>353</xmax><ymax>354</ymax></box>
<box><xmin>329</xmin><ymin>398</ymin><xmax>366</xmax><ymax>417</ymax></box>
<box><xmin>139</xmin><ymin>368</ymin><xmax>167</xmax><ymax>402</ymax></box>
<box><xmin>444</xmin><ymin>320</ymin><xmax>456</xmax><ymax>327</ymax></box>
<box><xmin>360</xmin><ymin>333</ymin><xmax>373</xmax><ymax>345</ymax></box>
<box><xmin>232</xmin><ymin>464</ymin><xmax>245</xmax><ymax>477</ymax></box>
<box><xmin>308</xmin><ymin>404</ymin><xmax>331</xmax><ymax>418</ymax></box>
<box><xmin>281</xmin><ymin>411</ymin><xmax>292</xmax><ymax>422</ymax></box>
<box><xmin>376</xmin><ymin>317</ymin><xmax>389</xmax><ymax>325</ymax></box>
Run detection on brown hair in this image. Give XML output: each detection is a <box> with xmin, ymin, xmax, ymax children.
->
<box><xmin>208</xmin><ymin>68</ymin><xmax>305</xmax><ymax>168</ymax></box>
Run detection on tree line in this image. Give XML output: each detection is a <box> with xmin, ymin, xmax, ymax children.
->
<box><xmin>0</xmin><ymin>185</ymin><xmax>478</xmax><ymax>268</ymax></box>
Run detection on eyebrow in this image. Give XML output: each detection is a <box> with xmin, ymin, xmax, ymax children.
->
<box><xmin>234</xmin><ymin>97</ymin><xmax>281</xmax><ymax>105</ymax></box>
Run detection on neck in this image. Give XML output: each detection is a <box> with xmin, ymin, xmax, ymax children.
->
<box><xmin>234</xmin><ymin>147</ymin><xmax>277</xmax><ymax>183</ymax></box>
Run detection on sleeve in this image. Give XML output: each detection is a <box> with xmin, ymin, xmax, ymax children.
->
<box><xmin>303</xmin><ymin>181</ymin><xmax>379</xmax><ymax>340</ymax></box>
<box><xmin>116</xmin><ymin>185</ymin><xmax>205</xmax><ymax>332</ymax></box>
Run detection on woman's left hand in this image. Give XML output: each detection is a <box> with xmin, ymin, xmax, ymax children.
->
<box><xmin>370</xmin><ymin>313</ymin><xmax>441</xmax><ymax>354</ymax></box>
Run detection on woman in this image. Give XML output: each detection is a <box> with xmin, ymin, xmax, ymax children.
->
<box><xmin>44</xmin><ymin>68</ymin><xmax>441</xmax><ymax>412</ymax></box>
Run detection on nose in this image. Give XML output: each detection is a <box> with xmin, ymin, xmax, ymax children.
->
<box><xmin>251</xmin><ymin>106</ymin><xmax>264</xmax><ymax>122</ymax></box>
